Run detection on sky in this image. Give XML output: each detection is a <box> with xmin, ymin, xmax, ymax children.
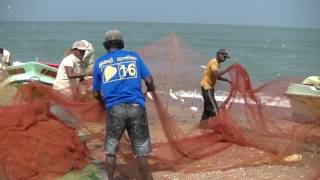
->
<box><xmin>0</xmin><ymin>0</ymin><xmax>319</xmax><ymax>28</ymax></box>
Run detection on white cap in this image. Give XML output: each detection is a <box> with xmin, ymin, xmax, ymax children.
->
<box><xmin>80</xmin><ymin>40</ymin><xmax>89</xmax><ymax>47</ymax></box>
<box><xmin>72</xmin><ymin>40</ymin><xmax>89</xmax><ymax>50</ymax></box>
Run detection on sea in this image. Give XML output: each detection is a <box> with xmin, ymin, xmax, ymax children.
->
<box><xmin>1</xmin><ymin>21</ymin><xmax>319</xmax><ymax>84</ymax></box>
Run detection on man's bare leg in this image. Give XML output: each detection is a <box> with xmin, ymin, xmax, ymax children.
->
<box><xmin>106</xmin><ymin>154</ymin><xmax>116</xmax><ymax>180</ymax></box>
<box><xmin>137</xmin><ymin>156</ymin><xmax>153</xmax><ymax>180</ymax></box>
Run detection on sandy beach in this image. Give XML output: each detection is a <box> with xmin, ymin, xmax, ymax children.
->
<box><xmin>82</xmin><ymin>99</ymin><xmax>320</xmax><ymax>180</ymax></box>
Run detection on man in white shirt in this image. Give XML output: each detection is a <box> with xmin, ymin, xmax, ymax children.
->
<box><xmin>53</xmin><ymin>40</ymin><xmax>88</xmax><ymax>98</ymax></box>
<box><xmin>0</xmin><ymin>48</ymin><xmax>11</xmax><ymax>69</ymax></box>
<box><xmin>51</xmin><ymin>40</ymin><xmax>89</xmax><ymax>129</ymax></box>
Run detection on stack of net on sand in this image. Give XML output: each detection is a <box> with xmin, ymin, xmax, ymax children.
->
<box><xmin>0</xmin><ymin>33</ymin><xmax>319</xmax><ymax>179</ymax></box>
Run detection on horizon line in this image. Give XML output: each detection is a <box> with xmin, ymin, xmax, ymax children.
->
<box><xmin>0</xmin><ymin>20</ymin><xmax>319</xmax><ymax>30</ymax></box>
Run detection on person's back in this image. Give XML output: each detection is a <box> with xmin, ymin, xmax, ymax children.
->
<box><xmin>92</xmin><ymin>30</ymin><xmax>154</xmax><ymax>180</ymax></box>
<box><xmin>200</xmin><ymin>58</ymin><xmax>220</xmax><ymax>90</ymax></box>
<box><xmin>93</xmin><ymin>49</ymin><xmax>150</xmax><ymax>109</ymax></box>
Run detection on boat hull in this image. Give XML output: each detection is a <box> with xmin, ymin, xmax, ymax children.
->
<box><xmin>285</xmin><ymin>84</ymin><xmax>320</xmax><ymax>122</ymax></box>
<box><xmin>5</xmin><ymin>62</ymin><xmax>57</xmax><ymax>85</ymax></box>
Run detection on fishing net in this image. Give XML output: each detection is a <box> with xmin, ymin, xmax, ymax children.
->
<box><xmin>0</xmin><ymin>33</ymin><xmax>319</xmax><ymax>179</ymax></box>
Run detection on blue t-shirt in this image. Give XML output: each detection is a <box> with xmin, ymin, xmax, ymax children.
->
<box><xmin>92</xmin><ymin>50</ymin><xmax>151</xmax><ymax>110</ymax></box>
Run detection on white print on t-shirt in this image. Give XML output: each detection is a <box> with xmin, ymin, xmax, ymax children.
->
<box><xmin>103</xmin><ymin>61</ymin><xmax>137</xmax><ymax>83</ymax></box>
<box><xmin>99</xmin><ymin>57</ymin><xmax>114</xmax><ymax>68</ymax></box>
<box><xmin>117</xmin><ymin>55</ymin><xmax>137</xmax><ymax>62</ymax></box>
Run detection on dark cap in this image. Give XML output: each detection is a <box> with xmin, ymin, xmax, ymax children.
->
<box><xmin>217</xmin><ymin>49</ymin><xmax>230</xmax><ymax>58</ymax></box>
<box><xmin>105</xmin><ymin>30</ymin><xmax>124</xmax><ymax>42</ymax></box>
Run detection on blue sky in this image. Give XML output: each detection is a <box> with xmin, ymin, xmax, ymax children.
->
<box><xmin>0</xmin><ymin>0</ymin><xmax>319</xmax><ymax>28</ymax></box>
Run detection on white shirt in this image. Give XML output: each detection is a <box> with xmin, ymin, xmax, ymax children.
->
<box><xmin>0</xmin><ymin>49</ymin><xmax>11</xmax><ymax>69</ymax></box>
<box><xmin>81</xmin><ymin>40</ymin><xmax>95</xmax><ymax>74</ymax></box>
<box><xmin>53</xmin><ymin>54</ymin><xmax>82</xmax><ymax>97</ymax></box>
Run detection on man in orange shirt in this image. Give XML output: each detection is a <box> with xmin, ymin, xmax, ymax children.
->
<box><xmin>200</xmin><ymin>49</ymin><xmax>231</xmax><ymax>122</ymax></box>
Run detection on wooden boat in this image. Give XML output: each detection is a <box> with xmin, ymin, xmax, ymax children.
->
<box><xmin>5</xmin><ymin>61</ymin><xmax>57</xmax><ymax>85</ymax></box>
<box><xmin>285</xmin><ymin>83</ymin><xmax>320</xmax><ymax>122</ymax></box>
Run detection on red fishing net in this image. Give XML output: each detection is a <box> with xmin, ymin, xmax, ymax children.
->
<box><xmin>0</xmin><ymin>33</ymin><xmax>319</xmax><ymax>179</ymax></box>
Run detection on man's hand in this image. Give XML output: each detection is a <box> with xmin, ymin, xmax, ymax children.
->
<box><xmin>93</xmin><ymin>91</ymin><xmax>105</xmax><ymax>108</ymax></box>
<box><xmin>144</xmin><ymin>91</ymin><xmax>153</xmax><ymax>100</ymax></box>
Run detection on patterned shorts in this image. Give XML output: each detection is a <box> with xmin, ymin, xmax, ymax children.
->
<box><xmin>105</xmin><ymin>103</ymin><xmax>151</xmax><ymax>156</ymax></box>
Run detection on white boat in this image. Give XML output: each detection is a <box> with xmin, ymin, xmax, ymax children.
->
<box><xmin>285</xmin><ymin>83</ymin><xmax>320</xmax><ymax>122</ymax></box>
<box><xmin>5</xmin><ymin>61</ymin><xmax>57</xmax><ymax>85</ymax></box>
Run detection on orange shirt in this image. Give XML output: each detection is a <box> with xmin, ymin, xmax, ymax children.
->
<box><xmin>200</xmin><ymin>58</ymin><xmax>220</xmax><ymax>90</ymax></box>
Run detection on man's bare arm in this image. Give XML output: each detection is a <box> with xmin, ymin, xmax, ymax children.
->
<box><xmin>144</xmin><ymin>76</ymin><xmax>156</xmax><ymax>92</ymax></box>
<box><xmin>213</xmin><ymin>69</ymin><xmax>231</xmax><ymax>83</ymax></box>
<box><xmin>65</xmin><ymin>66</ymin><xmax>86</xmax><ymax>79</ymax></box>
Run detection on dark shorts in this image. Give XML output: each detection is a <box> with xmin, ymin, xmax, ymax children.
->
<box><xmin>105</xmin><ymin>103</ymin><xmax>151</xmax><ymax>156</ymax></box>
<box><xmin>201</xmin><ymin>87</ymin><xmax>219</xmax><ymax>121</ymax></box>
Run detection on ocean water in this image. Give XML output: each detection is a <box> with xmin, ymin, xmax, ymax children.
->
<box><xmin>0</xmin><ymin>21</ymin><xmax>319</xmax><ymax>83</ymax></box>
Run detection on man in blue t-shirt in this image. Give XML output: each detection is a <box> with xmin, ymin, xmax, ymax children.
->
<box><xmin>92</xmin><ymin>30</ymin><xmax>155</xmax><ymax>180</ymax></box>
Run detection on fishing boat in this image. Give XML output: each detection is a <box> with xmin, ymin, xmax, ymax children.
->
<box><xmin>5</xmin><ymin>61</ymin><xmax>58</xmax><ymax>85</ymax></box>
<box><xmin>285</xmin><ymin>83</ymin><xmax>320</xmax><ymax>122</ymax></box>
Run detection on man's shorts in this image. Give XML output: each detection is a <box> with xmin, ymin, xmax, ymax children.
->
<box><xmin>105</xmin><ymin>103</ymin><xmax>151</xmax><ymax>156</ymax></box>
